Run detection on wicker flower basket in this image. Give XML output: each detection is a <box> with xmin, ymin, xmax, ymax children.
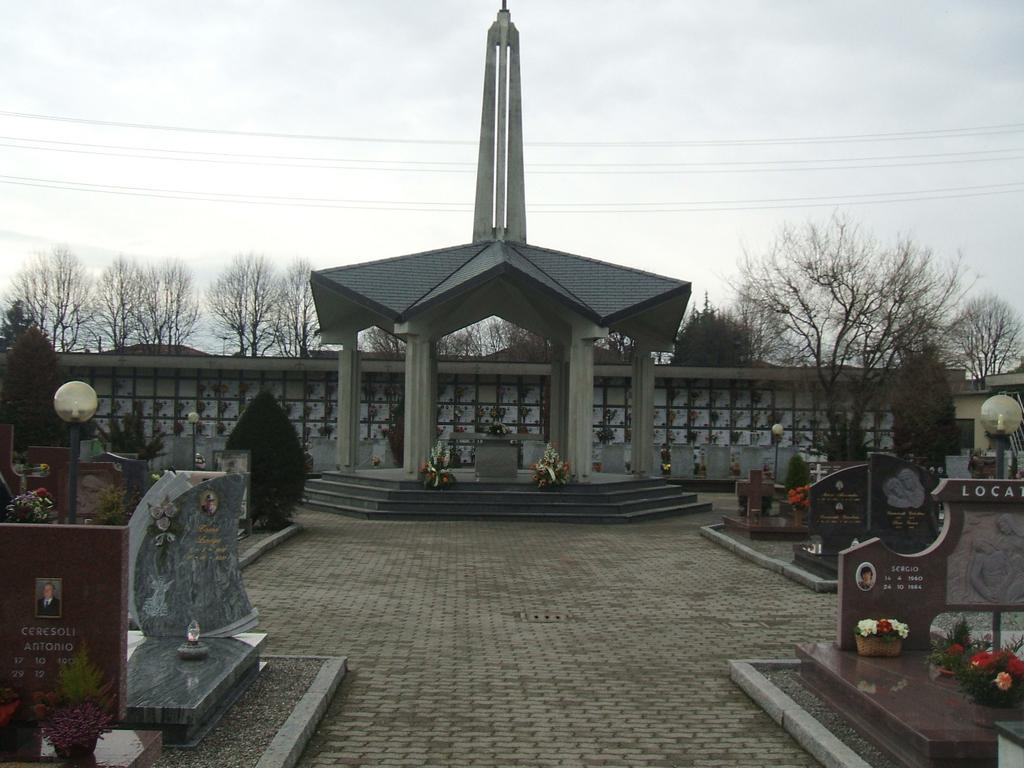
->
<box><xmin>856</xmin><ymin>635</ymin><xmax>902</xmax><ymax>657</ymax></box>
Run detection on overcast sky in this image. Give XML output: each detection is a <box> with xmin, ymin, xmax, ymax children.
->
<box><xmin>1</xmin><ymin>0</ymin><xmax>1022</xmax><ymax>328</ymax></box>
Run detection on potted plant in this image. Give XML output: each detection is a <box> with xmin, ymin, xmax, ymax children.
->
<box><xmin>531</xmin><ymin>444</ymin><xmax>570</xmax><ymax>489</ymax></box>
<box><xmin>38</xmin><ymin>647</ymin><xmax>114</xmax><ymax>758</ymax></box>
<box><xmin>854</xmin><ymin>618</ymin><xmax>909</xmax><ymax>657</ymax></box>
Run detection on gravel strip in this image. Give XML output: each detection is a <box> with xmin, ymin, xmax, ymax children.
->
<box><xmin>758</xmin><ymin>665</ymin><xmax>900</xmax><ymax>768</ymax></box>
<box><xmin>155</xmin><ymin>657</ymin><xmax>322</xmax><ymax>768</ymax></box>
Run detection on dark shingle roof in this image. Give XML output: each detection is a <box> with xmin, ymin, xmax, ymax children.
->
<box><xmin>313</xmin><ymin>240</ymin><xmax>689</xmax><ymax>327</ymax></box>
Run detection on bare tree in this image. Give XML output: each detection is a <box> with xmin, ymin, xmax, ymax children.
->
<box><xmin>359</xmin><ymin>326</ymin><xmax>404</xmax><ymax>358</ymax></box>
<box><xmin>136</xmin><ymin>260</ymin><xmax>200</xmax><ymax>352</ymax></box>
<box><xmin>8</xmin><ymin>246</ymin><xmax>94</xmax><ymax>351</ymax></box>
<box><xmin>274</xmin><ymin>258</ymin><xmax>320</xmax><ymax>357</ymax></box>
<box><xmin>949</xmin><ymin>292</ymin><xmax>1023</xmax><ymax>383</ymax></box>
<box><xmin>738</xmin><ymin>214</ymin><xmax>964</xmax><ymax>459</ymax></box>
<box><xmin>95</xmin><ymin>256</ymin><xmax>143</xmax><ymax>352</ymax></box>
<box><xmin>207</xmin><ymin>253</ymin><xmax>281</xmax><ymax>357</ymax></box>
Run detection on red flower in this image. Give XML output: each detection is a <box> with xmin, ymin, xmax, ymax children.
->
<box><xmin>34</xmin><ymin>488</ymin><xmax>50</xmax><ymax>498</ymax></box>
<box><xmin>876</xmin><ymin>619</ymin><xmax>893</xmax><ymax>635</ymax></box>
<box><xmin>971</xmin><ymin>651</ymin><xmax>995</xmax><ymax>669</ymax></box>
<box><xmin>1007</xmin><ymin>657</ymin><xmax>1024</xmax><ymax>678</ymax></box>
<box><xmin>948</xmin><ymin>643</ymin><xmax>965</xmax><ymax>655</ymax></box>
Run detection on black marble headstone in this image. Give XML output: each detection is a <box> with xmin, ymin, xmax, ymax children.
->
<box><xmin>808</xmin><ymin>464</ymin><xmax>869</xmax><ymax>556</ymax></box>
<box><xmin>867</xmin><ymin>452</ymin><xmax>940</xmax><ymax>554</ymax></box>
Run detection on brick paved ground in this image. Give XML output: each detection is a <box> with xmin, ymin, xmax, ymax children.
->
<box><xmin>244</xmin><ymin>496</ymin><xmax>837</xmax><ymax>767</ymax></box>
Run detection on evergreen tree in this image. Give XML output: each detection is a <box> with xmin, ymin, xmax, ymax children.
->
<box><xmin>1</xmin><ymin>326</ymin><xmax>65</xmax><ymax>451</ymax></box>
<box><xmin>0</xmin><ymin>301</ymin><xmax>34</xmax><ymax>352</ymax></box>
<box><xmin>226</xmin><ymin>391</ymin><xmax>304</xmax><ymax>530</ymax></box>
<box><xmin>784</xmin><ymin>453</ymin><xmax>811</xmax><ymax>491</ymax></box>
<box><xmin>673</xmin><ymin>295</ymin><xmax>752</xmax><ymax>367</ymax></box>
<box><xmin>890</xmin><ymin>347</ymin><xmax>959</xmax><ymax>466</ymax></box>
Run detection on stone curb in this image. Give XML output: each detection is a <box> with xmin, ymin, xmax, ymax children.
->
<box><xmin>240</xmin><ymin>523</ymin><xmax>303</xmax><ymax>569</ymax></box>
<box><xmin>255</xmin><ymin>655</ymin><xmax>348</xmax><ymax>768</ymax></box>
<box><xmin>700</xmin><ymin>523</ymin><xmax>837</xmax><ymax>593</ymax></box>
<box><xmin>729</xmin><ymin>660</ymin><xmax>872</xmax><ymax>768</ymax></box>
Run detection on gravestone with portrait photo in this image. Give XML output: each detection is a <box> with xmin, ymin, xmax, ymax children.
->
<box><xmin>128</xmin><ymin>471</ymin><xmax>258</xmax><ymax>638</ymax></box>
<box><xmin>796</xmin><ymin>454</ymin><xmax>940</xmax><ymax>577</ymax></box>
<box><xmin>796</xmin><ymin>479</ymin><xmax>1024</xmax><ymax>768</ymax></box>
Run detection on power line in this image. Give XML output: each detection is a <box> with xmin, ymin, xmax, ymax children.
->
<box><xmin>2</xmin><ymin>136</ymin><xmax>1022</xmax><ymax>175</ymax></box>
<box><xmin>1</xmin><ymin>173</ymin><xmax>1021</xmax><ymax>213</ymax></box>
<box><xmin>2</xmin><ymin>108</ymin><xmax>1024</xmax><ymax>147</ymax></box>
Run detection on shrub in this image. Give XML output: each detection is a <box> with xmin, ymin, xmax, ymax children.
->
<box><xmin>784</xmin><ymin>453</ymin><xmax>811</xmax><ymax>491</ymax></box>
<box><xmin>96</xmin><ymin>404</ymin><xmax>164</xmax><ymax>462</ymax></box>
<box><xmin>91</xmin><ymin>485</ymin><xmax>127</xmax><ymax>526</ymax></box>
<box><xmin>226</xmin><ymin>391</ymin><xmax>304</xmax><ymax>530</ymax></box>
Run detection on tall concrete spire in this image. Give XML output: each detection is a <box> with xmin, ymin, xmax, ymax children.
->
<box><xmin>472</xmin><ymin>3</ymin><xmax>526</xmax><ymax>243</ymax></box>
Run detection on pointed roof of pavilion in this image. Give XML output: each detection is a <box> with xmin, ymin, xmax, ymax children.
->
<box><xmin>312</xmin><ymin>240</ymin><xmax>691</xmax><ymax>348</ymax></box>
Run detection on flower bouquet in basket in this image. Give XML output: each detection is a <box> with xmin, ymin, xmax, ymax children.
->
<box><xmin>4</xmin><ymin>488</ymin><xmax>55</xmax><ymax>523</ymax></box>
<box><xmin>531</xmin><ymin>444</ymin><xmax>571</xmax><ymax>489</ymax></box>
<box><xmin>419</xmin><ymin>442</ymin><xmax>456</xmax><ymax>490</ymax></box>
<box><xmin>854</xmin><ymin>618</ymin><xmax>909</xmax><ymax>657</ymax></box>
<box><xmin>954</xmin><ymin>644</ymin><xmax>1024</xmax><ymax>708</ymax></box>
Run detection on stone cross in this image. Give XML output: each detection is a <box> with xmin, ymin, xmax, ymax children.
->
<box><xmin>810</xmin><ymin>463</ymin><xmax>830</xmax><ymax>483</ymax></box>
<box><xmin>736</xmin><ymin>469</ymin><xmax>767</xmax><ymax>519</ymax></box>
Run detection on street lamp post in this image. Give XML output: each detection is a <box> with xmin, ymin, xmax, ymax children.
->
<box><xmin>187</xmin><ymin>411</ymin><xmax>200</xmax><ymax>470</ymax></box>
<box><xmin>979</xmin><ymin>393</ymin><xmax>1023</xmax><ymax>648</ymax></box>
<box><xmin>771</xmin><ymin>423</ymin><xmax>785</xmax><ymax>481</ymax></box>
<box><xmin>53</xmin><ymin>381</ymin><xmax>98</xmax><ymax>525</ymax></box>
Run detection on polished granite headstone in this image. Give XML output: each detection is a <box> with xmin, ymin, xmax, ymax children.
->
<box><xmin>867</xmin><ymin>453</ymin><xmax>940</xmax><ymax>555</ymax></box>
<box><xmin>129</xmin><ymin>471</ymin><xmax>258</xmax><ymax>637</ymax></box>
<box><xmin>807</xmin><ymin>463</ymin><xmax>870</xmax><ymax>557</ymax></box>
<box><xmin>704</xmin><ymin>446</ymin><xmax>731</xmax><ymax>478</ymax></box>
<box><xmin>96</xmin><ymin>451</ymin><xmax>150</xmax><ymax>503</ymax></box>
<box><xmin>474</xmin><ymin>439</ymin><xmax>518</xmax><ymax>480</ymax></box>
<box><xmin>125</xmin><ymin>632</ymin><xmax>263</xmax><ymax>745</ymax></box>
<box><xmin>0</xmin><ymin>523</ymin><xmax>128</xmax><ymax>719</ymax></box>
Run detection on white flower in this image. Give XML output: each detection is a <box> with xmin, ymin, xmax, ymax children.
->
<box><xmin>892</xmin><ymin>620</ymin><xmax>910</xmax><ymax>639</ymax></box>
<box><xmin>857</xmin><ymin>619</ymin><xmax>878</xmax><ymax>637</ymax></box>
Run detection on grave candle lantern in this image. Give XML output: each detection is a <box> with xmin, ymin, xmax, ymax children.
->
<box><xmin>177</xmin><ymin>619</ymin><xmax>208</xmax><ymax>661</ymax></box>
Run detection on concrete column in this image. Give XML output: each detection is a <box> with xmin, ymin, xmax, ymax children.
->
<box><xmin>336</xmin><ymin>334</ymin><xmax>361</xmax><ymax>471</ymax></box>
<box><xmin>429</xmin><ymin>343</ymin><xmax>439</xmax><ymax>442</ymax></box>
<box><xmin>548</xmin><ymin>345</ymin><xmax>569</xmax><ymax>455</ymax></box>
<box><xmin>566</xmin><ymin>336</ymin><xmax>595</xmax><ymax>483</ymax></box>
<box><xmin>402</xmin><ymin>335</ymin><xmax>434</xmax><ymax>476</ymax></box>
<box><xmin>631</xmin><ymin>345</ymin><xmax>655</xmax><ymax>478</ymax></box>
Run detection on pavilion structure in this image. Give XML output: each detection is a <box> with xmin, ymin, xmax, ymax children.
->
<box><xmin>312</xmin><ymin>4</ymin><xmax>691</xmax><ymax>483</ymax></box>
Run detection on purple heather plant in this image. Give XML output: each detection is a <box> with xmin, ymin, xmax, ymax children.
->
<box><xmin>41</xmin><ymin>700</ymin><xmax>113</xmax><ymax>755</ymax></box>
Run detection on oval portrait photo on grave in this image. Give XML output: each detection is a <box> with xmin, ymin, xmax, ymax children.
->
<box><xmin>856</xmin><ymin>562</ymin><xmax>876</xmax><ymax>592</ymax></box>
<box><xmin>200</xmin><ymin>490</ymin><xmax>219</xmax><ymax>516</ymax></box>
<box><xmin>35</xmin><ymin>577</ymin><xmax>63</xmax><ymax>619</ymax></box>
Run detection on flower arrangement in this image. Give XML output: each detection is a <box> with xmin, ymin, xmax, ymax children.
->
<box><xmin>5</xmin><ymin>488</ymin><xmax>55</xmax><ymax>523</ymax></box>
<box><xmin>532</xmin><ymin>444</ymin><xmax>571</xmax><ymax>489</ymax></box>
<box><xmin>854</xmin><ymin>618</ymin><xmax>909</xmax><ymax>657</ymax></box>
<box><xmin>487</xmin><ymin>421</ymin><xmax>509</xmax><ymax>436</ymax></box>
<box><xmin>929</xmin><ymin>618</ymin><xmax>986</xmax><ymax>673</ymax></box>
<box><xmin>595</xmin><ymin>425</ymin><xmax>614</xmax><ymax>444</ymax></box>
<box><xmin>420</xmin><ymin>441</ymin><xmax>456</xmax><ymax>490</ymax></box>
<box><xmin>787</xmin><ymin>485</ymin><xmax>810</xmax><ymax>514</ymax></box>
<box><xmin>955</xmin><ymin>647</ymin><xmax>1024</xmax><ymax>708</ymax></box>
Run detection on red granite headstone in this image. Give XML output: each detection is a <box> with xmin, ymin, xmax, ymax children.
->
<box><xmin>837</xmin><ymin>478</ymin><xmax>1024</xmax><ymax>651</ymax></box>
<box><xmin>0</xmin><ymin>523</ymin><xmax>128</xmax><ymax>720</ymax></box>
<box><xmin>735</xmin><ymin>469</ymin><xmax>768</xmax><ymax>519</ymax></box>
<box><xmin>25</xmin><ymin>446</ymin><xmax>125</xmax><ymax>523</ymax></box>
